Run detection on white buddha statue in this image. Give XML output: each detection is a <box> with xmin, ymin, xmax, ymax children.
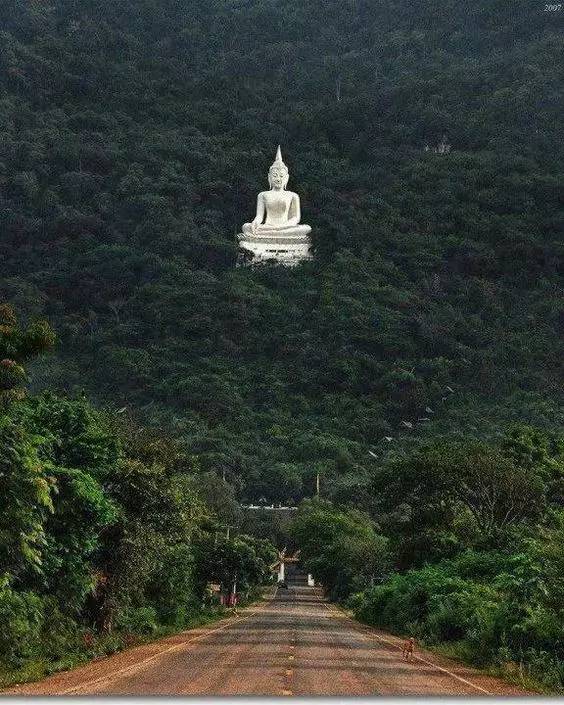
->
<box><xmin>241</xmin><ymin>147</ymin><xmax>312</xmax><ymax>240</ymax></box>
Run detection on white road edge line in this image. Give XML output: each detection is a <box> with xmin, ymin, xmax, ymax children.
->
<box><xmin>410</xmin><ymin>652</ymin><xmax>491</xmax><ymax>695</ymax></box>
<box><xmin>61</xmin><ymin>619</ymin><xmax>247</xmax><ymax>694</ymax></box>
<box><xmin>59</xmin><ymin>588</ymin><xmax>277</xmax><ymax>695</ymax></box>
<box><xmin>327</xmin><ymin>604</ymin><xmax>492</xmax><ymax>695</ymax></box>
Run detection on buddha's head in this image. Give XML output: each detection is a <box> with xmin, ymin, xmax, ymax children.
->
<box><xmin>268</xmin><ymin>146</ymin><xmax>289</xmax><ymax>190</ymax></box>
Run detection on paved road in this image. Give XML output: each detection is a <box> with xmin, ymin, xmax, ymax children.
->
<box><xmin>4</xmin><ymin>587</ymin><xmax>531</xmax><ymax>696</ymax></box>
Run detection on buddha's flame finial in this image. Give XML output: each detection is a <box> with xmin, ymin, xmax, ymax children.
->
<box><xmin>271</xmin><ymin>145</ymin><xmax>287</xmax><ymax>170</ymax></box>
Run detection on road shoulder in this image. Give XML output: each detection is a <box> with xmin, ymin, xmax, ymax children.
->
<box><xmin>329</xmin><ymin>603</ymin><xmax>535</xmax><ymax>696</ymax></box>
<box><xmin>2</xmin><ymin>588</ymin><xmax>277</xmax><ymax>696</ymax></box>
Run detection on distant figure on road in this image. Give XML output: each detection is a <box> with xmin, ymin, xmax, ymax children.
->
<box><xmin>402</xmin><ymin>637</ymin><xmax>415</xmax><ymax>660</ymax></box>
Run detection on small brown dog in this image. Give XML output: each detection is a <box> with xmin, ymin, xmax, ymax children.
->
<box><xmin>402</xmin><ymin>637</ymin><xmax>415</xmax><ymax>660</ymax></box>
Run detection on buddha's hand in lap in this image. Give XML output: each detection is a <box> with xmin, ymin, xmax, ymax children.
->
<box><xmin>242</xmin><ymin>223</ymin><xmax>256</xmax><ymax>235</ymax></box>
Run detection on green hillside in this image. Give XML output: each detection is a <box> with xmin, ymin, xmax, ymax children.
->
<box><xmin>1</xmin><ymin>0</ymin><xmax>562</xmax><ymax>502</ymax></box>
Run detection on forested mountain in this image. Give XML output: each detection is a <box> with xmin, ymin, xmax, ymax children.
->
<box><xmin>1</xmin><ymin>0</ymin><xmax>562</xmax><ymax>502</ymax></box>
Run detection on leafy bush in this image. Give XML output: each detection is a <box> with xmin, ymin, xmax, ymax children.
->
<box><xmin>354</xmin><ymin>547</ymin><xmax>564</xmax><ymax>692</ymax></box>
<box><xmin>116</xmin><ymin>606</ymin><xmax>159</xmax><ymax>636</ymax></box>
<box><xmin>0</xmin><ymin>583</ymin><xmax>44</xmax><ymax>665</ymax></box>
<box><xmin>39</xmin><ymin>597</ymin><xmax>82</xmax><ymax>662</ymax></box>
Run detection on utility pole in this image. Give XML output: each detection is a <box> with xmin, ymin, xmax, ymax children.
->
<box><xmin>316</xmin><ymin>471</ymin><xmax>320</xmax><ymax>497</ymax></box>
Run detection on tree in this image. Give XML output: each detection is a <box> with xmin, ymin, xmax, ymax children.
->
<box><xmin>37</xmin><ymin>467</ymin><xmax>116</xmax><ymax>614</ymax></box>
<box><xmin>95</xmin><ymin>458</ymin><xmax>204</xmax><ymax>632</ymax></box>
<box><xmin>291</xmin><ymin>499</ymin><xmax>389</xmax><ymax>600</ymax></box>
<box><xmin>17</xmin><ymin>393</ymin><xmax>120</xmax><ymax>480</ymax></box>
<box><xmin>0</xmin><ymin>304</ymin><xmax>55</xmax><ymax>405</ymax></box>
<box><xmin>195</xmin><ymin>471</ymin><xmax>243</xmax><ymax>529</ymax></box>
<box><xmin>0</xmin><ymin>418</ymin><xmax>52</xmax><ymax>578</ymax></box>
<box><xmin>369</xmin><ymin>437</ymin><xmax>551</xmax><ymax>569</ymax></box>
<box><xmin>193</xmin><ymin>532</ymin><xmax>276</xmax><ymax>598</ymax></box>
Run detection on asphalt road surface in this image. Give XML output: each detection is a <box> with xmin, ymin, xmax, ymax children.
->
<box><xmin>4</xmin><ymin>587</ymin><xmax>531</xmax><ymax>696</ymax></box>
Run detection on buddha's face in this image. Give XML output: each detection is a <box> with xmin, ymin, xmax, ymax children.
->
<box><xmin>268</xmin><ymin>166</ymin><xmax>289</xmax><ymax>190</ymax></box>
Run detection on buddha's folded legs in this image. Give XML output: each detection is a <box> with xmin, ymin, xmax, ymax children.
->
<box><xmin>242</xmin><ymin>223</ymin><xmax>311</xmax><ymax>237</ymax></box>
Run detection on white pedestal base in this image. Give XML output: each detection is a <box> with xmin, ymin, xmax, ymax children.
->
<box><xmin>237</xmin><ymin>233</ymin><xmax>313</xmax><ymax>267</ymax></box>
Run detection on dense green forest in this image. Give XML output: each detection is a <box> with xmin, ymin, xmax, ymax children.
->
<box><xmin>0</xmin><ymin>0</ymin><xmax>563</xmax><ymax>692</ymax></box>
<box><xmin>0</xmin><ymin>0</ymin><xmax>562</xmax><ymax>502</ymax></box>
